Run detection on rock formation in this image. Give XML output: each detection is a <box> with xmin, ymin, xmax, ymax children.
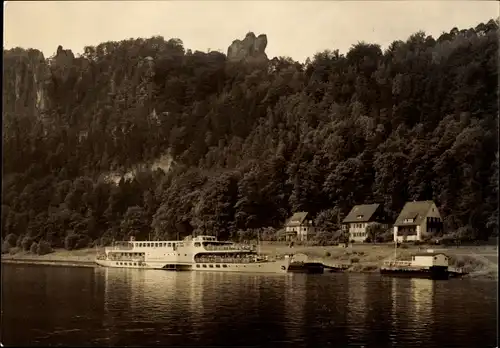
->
<box><xmin>227</xmin><ymin>32</ymin><xmax>268</xmax><ymax>63</ymax></box>
<box><xmin>50</xmin><ymin>45</ymin><xmax>76</xmax><ymax>82</ymax></box>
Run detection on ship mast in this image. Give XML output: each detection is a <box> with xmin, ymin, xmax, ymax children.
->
<box><xmin>393</xmin><ymin>236</ymin><xmax>398</xmax><ymax>262</ymax></box>
<box><xmin>257</xmin><ymin>229</ymin><xmax>261</xmax><ymax>254</ymax></box>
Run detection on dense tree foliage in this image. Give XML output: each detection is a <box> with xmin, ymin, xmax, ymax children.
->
<box><xmin>2</xmin><ymin>20</ymin><xmax>498</xmax><ymax>249</ymax></box>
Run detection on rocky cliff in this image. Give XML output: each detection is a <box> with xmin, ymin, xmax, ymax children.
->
<box><xmin>227</xmin><ymin>32</ymin><xmax>268</xmax><ymax>63</ymax></box>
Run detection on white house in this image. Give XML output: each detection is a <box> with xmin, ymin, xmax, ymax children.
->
<box><xmin>284</xmin><ymin>212</ymin><xmax>315</xmax><ymax>242</ymax></box>
<box><xmin>393</xmin><ymin>201</ymin><xmax>443</xmax><ymax>242</ymax></box>
<box><xmin>410</xmin><ymin>251</ymin><xmax>449</xmax><ymax>267</ymax></box>
<box><xmin>342</xmin><ymin>204</ymin><xmax>388</xmax><ymax>242</ymax></box>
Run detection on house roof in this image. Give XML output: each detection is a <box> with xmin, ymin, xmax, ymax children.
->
<box><xmin>394</xmin><ymin>201</ymin><xmax>436</xmax><ymax>226</ymax></box>
<box><xmin>343</xmin><ymin>204</ymin><xmax>380</xmax><ymax>223</ymax></box>
<box><xmin>413</xmin><ymin>252</ymin><xmax>447</xmax><ymax>257</ymax></box>
<box><xmin>285</xmin><ymin>212</ymin><xmax>309</xmax><ymax>226</ymax></box>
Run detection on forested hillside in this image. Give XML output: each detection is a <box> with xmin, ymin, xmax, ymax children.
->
<box><xmin>2</xmin><ymin>20</ymin><xmax>498</xmax><ymax>251</ymax></box>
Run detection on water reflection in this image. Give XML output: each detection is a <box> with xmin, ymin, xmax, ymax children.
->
<box><xmin>389</xmin><ymin>277</ymin><xmax>437</xmax><ymax>346</ymax></box>
<box><xmin>410</xmin><ymin>278</ymin><xmax>434</xmax><ymax>328</ymax></box>
<box><xmin>284</xmin><ymin>274</ymin><xmax>307</xmax><ymax>344</ymax></box>
<box><xmin>2</xmin><ymin>265</ymin><xmax>497</xmax><ymax>347</ymax></box>
<box><xmin>346</xmin><ymin>274</ymin><xmax>367</xmax><ymax>343</ymax></box>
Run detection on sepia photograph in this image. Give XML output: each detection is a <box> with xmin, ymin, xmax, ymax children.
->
<box><xmin>1</xmin><ymin>1</ymin><xmax>498</xmax><ymax>347</ymax></box>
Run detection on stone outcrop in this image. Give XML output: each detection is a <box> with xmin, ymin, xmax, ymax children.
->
<box><xmin>50</xmin><ymin>45</ymin><xmax>76</xmax><ymax>82</ymax></box>
<box><xmin>227</xmin><ymin>32</ymin><xmax>268</xmax><ymax>63</ymax></box>
<box><xmin>3</xmin><ymin>48</ymin><xmax>51</xmax><ymax>114</ymax></box>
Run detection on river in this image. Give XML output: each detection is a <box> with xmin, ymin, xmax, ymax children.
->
<box><xmin>1</xmin><ymin>264</ymin><xmax>497</xmax><ymax>347</ymax></box>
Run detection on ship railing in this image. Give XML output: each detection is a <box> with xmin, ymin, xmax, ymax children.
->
<box><xmin>383</xmin><ymin>260</ymin><xmax>413</xmax><ymax>267</ymax></box>
<box><xmin>107</xmin><ymin>255</ymin><xmax>146</xmax><ymax>262</ymax></box>
<box><xmin>195</xmin><ymin>256</ymin><xmax>265</xmax><ymax>264</ymax></box>
<box><xmin>106</xmin><ymin>244</ymin><xmax>134</xmax><ymax>251</ymax></box>
<box><xmin>203</xmin><ymin>245</ymin><xmax>255</xmax><ymax>252</ymax></box>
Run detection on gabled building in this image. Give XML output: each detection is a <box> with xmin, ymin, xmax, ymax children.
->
<box><xmin>284</xmin><ymin>212</ymin><xmax>315</xmax><ymax>242</ymax></box>
<box><xmin>342</xmin><ymin>203</ymin><xmax>388</xmax><ymax>242</ymax></box>
<box><xmin>393</xmin><ymin>200</ymin><xmax>443</xmax><ymax>242</ymax></box>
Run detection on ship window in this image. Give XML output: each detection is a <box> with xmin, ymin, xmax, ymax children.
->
<box><xmin>216</xmin><ymin>265</ymin><xmax>220</xmax><ymax>268</ymax></box>
<box><xmin>167</xmin><ymin>243</ymin><xmax>172</xmax><ymax>247</ymax></box>
<box><xmin>184</xmin><ymin>254</ymin><xmax>187</xmax><ymax>256</ymax></box>
<box><xmin>194</xmin><ymin>242</ymin><xmax>201</xmax><ymax>247</ymax></box>
<box><xmin>202</xmin><ymin>264</ymin><xmax>207</xmax><ymax>268</ymax></box>
<box><xmin>209</xmin><ymin>265</ymin><xmax>214</xmax><ymax>268</ymax></box>
<box><xmin>133</xmin><ymin>263</ymin><xmax>136</xmax><ymax>266</ymax></box>
<box><xmin>116</xmin><ymin>262</ymin><xmax>119</xmax><ymax>265</ymax></box>
<box><xmin>223</xmin><ymin>265</ymin><xmax>227</xmax><ymax>268</ymax></box>
<box><xmin>196</xmin><ymin>265</ymin><xmax>200</xmax><ymax>268</ymax></box>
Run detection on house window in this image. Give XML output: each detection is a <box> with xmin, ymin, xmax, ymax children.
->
<box><xmin>404</xmin><ymin>218</ymin><xmax>414</xmax><ymax>223</ymax></box>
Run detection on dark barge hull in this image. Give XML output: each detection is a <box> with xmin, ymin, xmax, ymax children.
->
<box><xmin>380</xmin><ymin>266</ymin><xmax>450</xmax><ymax>280</ymax></box>
<box><xmin>288</xmin><ymin>262</ymin><xmax>325</xmax><ymax>274</ymax></box>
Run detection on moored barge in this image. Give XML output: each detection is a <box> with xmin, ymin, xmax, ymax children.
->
<box><xmin>380</xmin><ymin>250</ymin><xmax>467</xmax><ymax>280</ymax></box>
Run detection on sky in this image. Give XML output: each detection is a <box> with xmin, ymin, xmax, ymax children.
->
<box><xmin>4</xmin><ymin>1</ymin><xmax>499</xmax><ymax>63</ymax></box>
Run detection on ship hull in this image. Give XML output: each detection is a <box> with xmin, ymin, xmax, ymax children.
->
<box><xmin>95</xmin><ymin>259</ymin><xmax>290</xmax><ymax>274</ymax></box>
<box><xmin>380</xmin><ymin>266</ymin><xmax>450</xmax><ymax>280</ymax></box>
<box><xmin>191</xmin><ymin>261</ymin><xmax>289</xmax><ymax>273</ymax></box>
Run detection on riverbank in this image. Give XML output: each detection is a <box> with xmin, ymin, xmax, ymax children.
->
<box><xmin>1</xmin><ymin>243</ymin><xmax>497</xmax><ymax>279</ymax></box>
<box><xmin>258</xmin><ymin>242</ymin><xmax>498</xmax><ymax>279</ymax></box>
<box><xmin>1</xmin><ymin>248</ymin><xmax>96</xmax><ymax>268</ymax></box>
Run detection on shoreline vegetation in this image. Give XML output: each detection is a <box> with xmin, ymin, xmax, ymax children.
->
<box><xmin>2</xmin><ymin>242</ymin><xmax>497</xmax><ymax>279</ymax></box>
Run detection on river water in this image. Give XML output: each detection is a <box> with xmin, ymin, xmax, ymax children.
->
<box><xmin>1</xmin><ymin>264</ymin><xmax>497</xmax><ymax>347</ymax></box>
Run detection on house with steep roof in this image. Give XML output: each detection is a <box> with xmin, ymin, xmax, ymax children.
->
<box><xmin>284</xmin><ymin>212</ymin><xmax>315</xmax><ymax>242</ymax></box>
<box><xmin>393</xmin><ymin>201</ymin><xmax>443</xmax><ymax>242</ymax></box>
<box><xmin>342</xmin><ymin>204</ymin><xmax>389</xmax><ymax>242</ymax></box>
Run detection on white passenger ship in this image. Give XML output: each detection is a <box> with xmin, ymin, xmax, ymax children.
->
<box><xmin>95</xmin><ymin>235</ymin><xmax>292</xmax><ymax>273</ymax></box>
